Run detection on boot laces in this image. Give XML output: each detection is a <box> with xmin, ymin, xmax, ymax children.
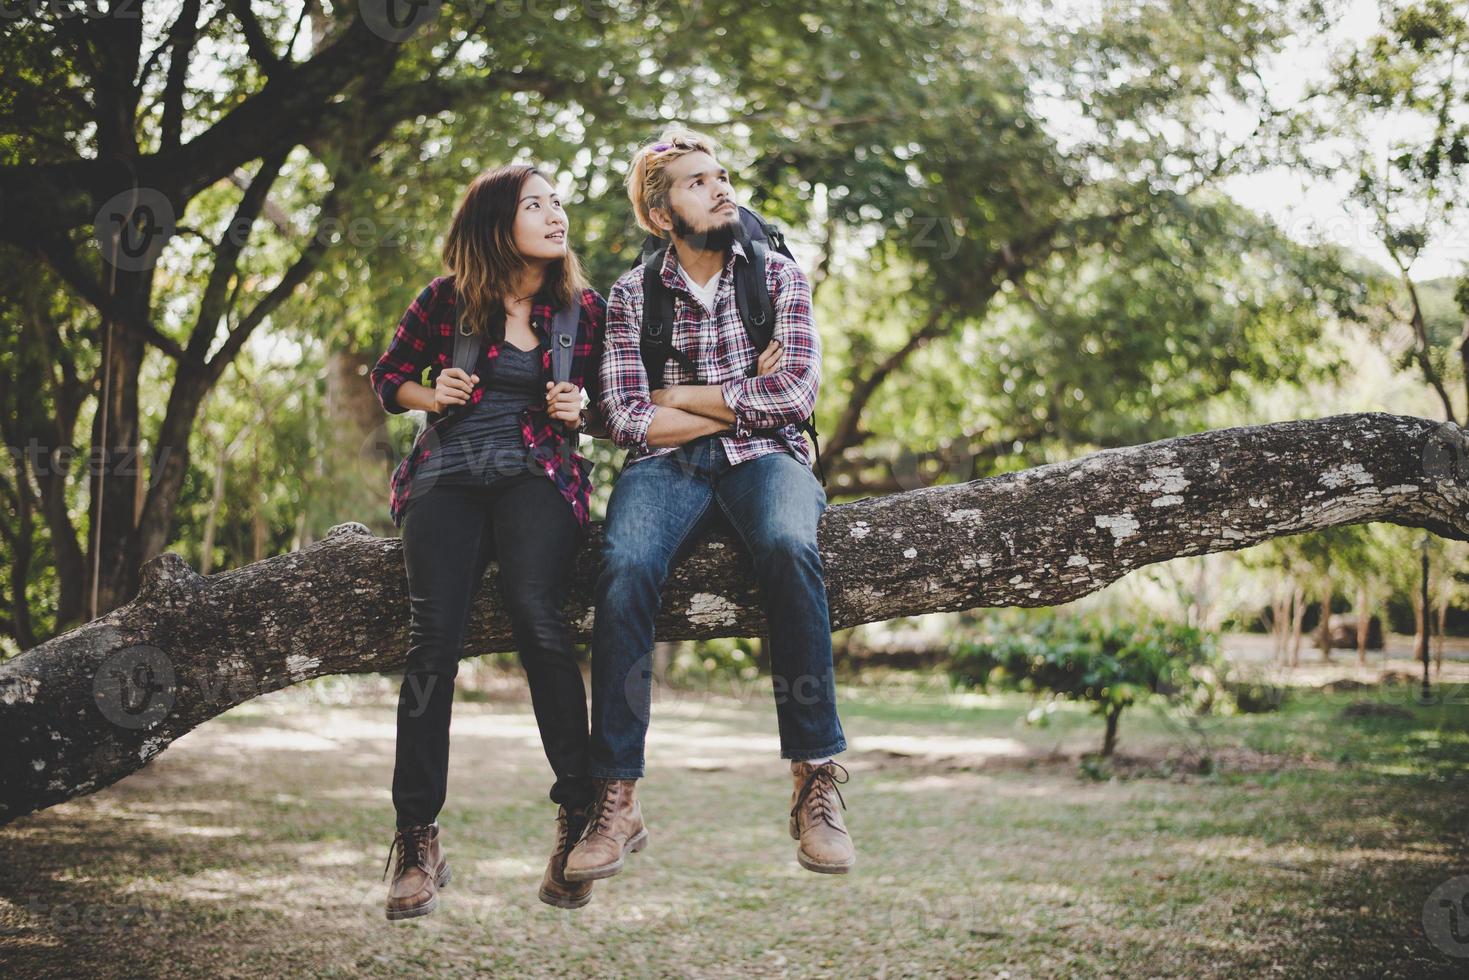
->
<box><xmin>559</xmin><ymin>805</ymin><xmax>591</xmax><ymax>855</ymax></box>
<box><xmin>382</xmin><ymin>823</ymin><xmax>433</xmax><ymax>882</ymax></box>
<box><xmin>792</xmin><ymin>761</ymin><xmax>849</xmax><ymax>831</ymax></box>
<box><xmin>587</xmin><ymin>780</ymin><xmax>622</xmax><ymax>837</ymax></box>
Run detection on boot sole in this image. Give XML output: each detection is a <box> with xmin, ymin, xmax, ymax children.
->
<box><xmin>791</xmin><ymin>820</ymin><xmax>854</xmax><ymax>874</ymax></box>
<box><xmin>538</xmin><ymin>885</ymin><xmax>594</xmax><ymax>910</ymax></box>
<box><xmin>796</xmin><ymin>849</ymin><xmax>854</xmax><ymax>875</ymax></box>
<box><xmin>386</xmin><ymin>863</ymin><xmax>452</xmax><ymax>920</ymax></box>
<box><xmin>562</xmin><ymin>827</ymin><xmax>648</xmax><ymax>882</ymax></box>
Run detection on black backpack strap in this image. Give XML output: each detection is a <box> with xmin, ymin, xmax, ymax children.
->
<box><xmin>639</xmin><ymin>245</ymin><xmax>698</xmax><ymax>389</ymax></box>
<box><xmin>732</xmin><ymin>235</ymin><xmax>774</xmax><ymax>372</ymax></box>
<box><xmin>801</xmin><ymin>419</ymin><xmax>826</xmax><ymax>485</ymax></box>
<box><xmin>730</xmin><ymin>234</ymin><xmax>827</xmax><ymax>486</ymax></box>
<box><xmin>737</xmin><ymin>203</ymin><xmax>794</xmax><ymax>257</ymax></box>
<box><xmin>634</xmin><ymin>221</ymin><xmax>826</xmax><ymax>486</ymax></box>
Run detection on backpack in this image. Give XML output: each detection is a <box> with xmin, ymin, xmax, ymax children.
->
<box><xmin>633</xmin><ymin>205</ymin><xmax>826</xmax><ymax>484</ymax></box>
<box><xmin>444</xmin><ymin>288</ymin><xmax>583</xmax><ymax>471</ymax></box>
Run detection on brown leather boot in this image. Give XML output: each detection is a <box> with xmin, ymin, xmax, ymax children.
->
<box><xmin>538</xmin><ymin>804</ymin><xmax>595</xmax><ymax>909</ymax></box>
<box><xmin>382</xmin><ymin>822</ymin><xmax>451</xmax><ymax>920</ymax></box>
<box><xmin>563</xmin><ymin>778</ymin><xmax>648</xmax><ymax>882</ymax></box>
<box><xmin>789</xmin><ymin>761</ymin><xmax>855</xmax><ymax>874</ymax></box>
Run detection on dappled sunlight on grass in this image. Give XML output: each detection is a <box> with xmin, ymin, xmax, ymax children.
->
<box><xmin>849</xmin><ymin>733</ymin><xmax>1029</xmax><ymax>759</ymax></box>
<box><xmin>2</xmin><ymin>679</ymin><xmax>1466</xmax><ymax>976</ymax></box>
<box><xmin>199</xmin><ymin>728</ymin><xmax>341</xmax><ymax>752</ymax></box>
<box><xmin>1174</xmin><ymin>836</ymin><xmax>1457</xmax><ymax>870</ymax></box>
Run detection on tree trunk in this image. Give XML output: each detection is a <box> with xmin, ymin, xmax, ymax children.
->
<box><xmin>251</xmin><ymin>436</ymin><xmax>267</xmax><ymax>564</ymax></box>
<box><xmin>87</xmin><ymin>316</ymin><xmax>148</xmax><ymax>617</ymax></box>
<box><xmin>1269</xmin><ymin>588</ymin><xmax>1290</xmax><ymax>665</ymax></box>
<box><xmin>1289</xmin><ymin>581</ymin><xmax>1306</xmax><ymax>669</ymax></box>
<box><xmin>1434</xmin><ymin>600</ymin><xmax>1447</xmax><ymax>676</ymax></box>
<box><xmin>199</xmin><ymin>436</ymin><xmax>229</xmax><ymax>577</ymax></box>
<box><xmin>1317</xmin><ymin>595</ymin><xmax>1333</xmax><ymax>663</ymax></box>
<box><xmin>325</xmin><ymin>346</ymin><xmax>394</xmax><ymax>532</ymax></box>
<box><xmin>651</xmin><ymin>641</ymin><xmax>677</xmax><ymax>684</ymax></box>
<box><xmin>1413</xmin><ymin>599</ymin><xmax>1426</xmax><ymax>664</ymax></box>
<box><xmin>1</xmin><ymin>412</ymin><xmax>1465</xmax><ymax>825</ymax></box>
<box><xmin>1355</xmin><ymin>584</ymin><xmax>1369</xmax><ymax>668</ymax></box>
<box><xmin>1101</xmin><ymin>705</ymin><xmax>1123</xmax><ymax>758</ymax></box>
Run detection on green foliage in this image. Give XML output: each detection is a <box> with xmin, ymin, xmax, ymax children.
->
<box><xmin>1305</xmin><ymin>0</ymin><xmax>1469</xmax><ymax>418</ymax></box>
<box><xmin>1224</xmin><ymin>678</ymin><xmax>1290</xmax><ymax>714</ymax></box>
<box><xmin>2</xmin><ymin>0</ymin><xmax>1459</xmax><ymax>650</ymax></box>
<box><xmin>948</xmin><ymin>610</ymin><xmax>1227</xmax><ymax>755</ymax></box>
<box><xmin>673</xmin><ymin>637</ymin><xmax>763</xmax><ymax>683</ymax></box>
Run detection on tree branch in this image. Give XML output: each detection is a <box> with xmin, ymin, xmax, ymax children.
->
<box><xmin>159</xmin><ymin>0</ymin><xmax>203</xmax><ymax>150</ymax></box>
<box><xmin>820</xmin><ymin>304</ymin><xmax>949</xmax><ymax>467</ymax></box>
<box><xmin>190</xmin><ymin>148</ymin><xmax>292</xmax><ymax>365</ymax></box>
<box><xmin>225</xmin><ymin>0</ymin><xmax>285</xmax><ymax>74</ymax></box>
<box><xmin>1</xmin><ymin>412</ymin><xmax>1464</xmax><ymax>824</ymax></box>
<box><xmin>30</xmin><ymin>237</ymin><xmax>187</xmax><ymax>361</ymax></box>
<box><xmin>203</xmin><ymin>151</ymin><xmax>358</xmax><ymax>384</ymax></box>
<box><xmin>0</xmin><ymin>16</ymin><xmax>399</xmax><ymax>238</ymax></box>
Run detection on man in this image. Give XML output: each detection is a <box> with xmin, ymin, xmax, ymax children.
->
<box><xmin>565</xmin><ymin>128</ymin><xmax>854</xmax><ymax>883</ymax></box>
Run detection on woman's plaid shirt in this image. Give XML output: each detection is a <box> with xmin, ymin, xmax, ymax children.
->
<box><xmin>598</xmin><ymin>239</ymin><xmax>820</xmax><ymax>469</ymax></box>
<box><xmin>369</xmin><ymin>275</ymin><xmax>607</xmax><ymax>529</ymax></box>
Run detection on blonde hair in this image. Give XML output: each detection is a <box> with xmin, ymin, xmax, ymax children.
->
<box><xmin>625</xmin><ymin>127</ymin><xmax>720</xmax><ymax>238</ymax></box>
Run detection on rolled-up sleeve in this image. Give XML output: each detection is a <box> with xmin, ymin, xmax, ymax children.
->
<box><xmin>719</xmin><ymin>259</ymin><xmax>821</xmax><ymax>433</ymax></box>
<box><xmin>598</xmin><ymin>277</ymin><xmax>657</xmax><ymax>451</ymax></box>
<box><xmin>370</xmin><ymin>281</ymin><xmax>439</xmax><ymax>415</ymax></box>
<box><xmin>579</xmin><ymin>289</ymin><xmax>608</xmax><ymax>408</ymax></box>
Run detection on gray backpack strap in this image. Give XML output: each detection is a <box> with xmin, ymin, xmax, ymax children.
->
<box><xmin>549</xmin><ymin>301</ymin><xmax>580</xmax><ymax>385</ymax></box>
<box><xmin>546</xmin><ymin>301</ymin><xmax>582</xmax><ymax>474</ymax></box>
<box><xmin>451</xmin><ymin>294</ymin><xmax>484</xmax><ymax>378</ymax></box>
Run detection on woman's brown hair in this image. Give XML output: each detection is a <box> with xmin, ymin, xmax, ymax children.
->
<box><xmin>441</xmin><ymin>164</ymin><xmax>587</xmax><ymax>343</ymax></box>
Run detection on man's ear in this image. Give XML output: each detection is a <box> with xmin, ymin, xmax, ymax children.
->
<box><xmin>649</xmin><ymin>205</ymin><xmax>674</xmax><ymax>235</ymax></box>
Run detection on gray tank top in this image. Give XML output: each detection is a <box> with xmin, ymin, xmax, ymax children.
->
<box><xmin>413</xmin><ymin>342</ymin><xmax>545</xmax><ymax>486</ymax></box>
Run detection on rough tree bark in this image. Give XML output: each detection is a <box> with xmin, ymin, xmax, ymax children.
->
<box><xmin>0</xmin><ymin>412</ymin><xmax>1464</xmax><ymax>826</ymax></box>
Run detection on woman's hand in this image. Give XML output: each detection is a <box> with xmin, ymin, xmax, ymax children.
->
<box><xmin>433</xmin><ymin>368</ymin><xmax>478</xmax><ymax>412</ymax></box>
<box><xmin>756</xmin><ymin>338</ymin><xmax>783</xmax><ymax>376</ymax></box>
<box><xmin>545</xmin><ymin>381</ymin><xmax>583</xmax><ymax>427</ymax></box>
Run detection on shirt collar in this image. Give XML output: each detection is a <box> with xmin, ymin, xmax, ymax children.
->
<box><xmin>659</xmin><ymin>238</ymin><xmax>748</xmax><ymax>293</ymax></box>
<box><xmin>528</xmin><ymin>288</ymin><xmax>557</xmax><ymax>341</ymax></box>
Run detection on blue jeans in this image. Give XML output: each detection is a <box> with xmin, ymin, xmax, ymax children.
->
<box><xmin>589</xmin><ymin>435</ymin><xmax>847</xmax><ymax>777</ymax></box>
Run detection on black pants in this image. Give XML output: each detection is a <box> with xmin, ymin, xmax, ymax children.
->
<box><xmin>393</xmin><ymin>470</ymin><xmax>593</xmax><ymax>829</ymax></box>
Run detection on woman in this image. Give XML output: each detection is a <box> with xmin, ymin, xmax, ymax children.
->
<box><xmin>368</xmin><ymin>164</ymin><xmax>607</xmax><ymax>918</ymax></box>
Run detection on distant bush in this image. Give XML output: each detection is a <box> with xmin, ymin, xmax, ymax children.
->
<box><xmin>1224</xmin><ymin>678</ymin><xmax>1290</xmax><ymax>713</ymax></box>
<box><xmin>948</xmin><ymin>612</ymin><xmax>1226</xmax><ymax>756</ymax></box>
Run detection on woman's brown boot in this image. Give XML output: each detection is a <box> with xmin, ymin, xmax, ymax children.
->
<box><xmin>383</xmin><ymin>822</ymin><xmax>451</xmax><ymax>920</ymax></box>
<box><xmin>538</xmin><ymin>804</ymin><xmax>595</xmax><ymax>909</ymax></box>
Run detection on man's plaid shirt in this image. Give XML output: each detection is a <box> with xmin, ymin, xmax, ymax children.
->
<box><xmin>369</xmin><ymin>275</ymin><xmax>607</xmax><ymax>529</ymax></box>
<box><xmin>598</xmin><ymin>238</ymin><xmax>820</xmax><ymax>469</ymax></box>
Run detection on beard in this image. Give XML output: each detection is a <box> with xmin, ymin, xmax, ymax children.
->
<box><xmin>670</xmin><ymin>204</ymin><xmax>739</xmax><ymax>252</ymax></box>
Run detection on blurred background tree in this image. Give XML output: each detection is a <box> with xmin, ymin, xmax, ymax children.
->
<box><xmin>0</xmin><ymin>0</ymin><xmax>1464</xmax><ymax>668</ymax></box>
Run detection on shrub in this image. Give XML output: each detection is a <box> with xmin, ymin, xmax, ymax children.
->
<box><xmin>948</xmin><ymin>612</ymin><xmax>1225</xmax><ymax>756</ymax></box>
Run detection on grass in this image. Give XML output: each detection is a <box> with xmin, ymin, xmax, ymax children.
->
<box><xmin>1</xmin><ymin>672</ymin><xmax>1467</xmax><ymax>978</ymax></box>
